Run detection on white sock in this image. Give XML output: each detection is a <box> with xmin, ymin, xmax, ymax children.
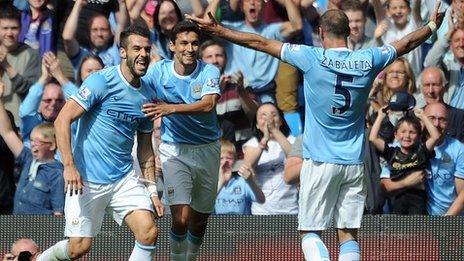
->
<box><xmin>186</xmin><ymin>231</ymin><xmax>204</xmax><ymax>261</ymax></box>
<box><xmin>338</xmin><ymin>239</ymin><xmax>360</xmax><ymax>261</ymax></box>
<box><xmin>170</xmin><ymin>230</ymin><xmax>187</xmax><ymax>261</ymax></box>
<box><xmin>301</xmin><ymin>233</ymin><xmax>330</xmax><ymax>261</ymax></box>
<box><xmin>36</xmin><ymin>240</ymin><xmax>70</xmax><ymax>261</ymax></box>
<box><xmin>128</xmin><ymin>241</ymin><xmax>156</xmax><ymax>261</ymax></box>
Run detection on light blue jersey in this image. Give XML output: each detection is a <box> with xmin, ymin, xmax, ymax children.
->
<box><xmin>281</xmin><ymin>43</ymin><xmax>397</xmax><ymax>164</ymax></box>
<box><xmin>214</xmin><ymin>175</ymin><xmax>256</xmax><ymax>215</ymax></box>
<box><xmin>222</xmin><ymin>21</ymin><xmax>283</xmax><ymax>90</ymax></box>
<box><xmin>71</xmin><ymin>66</ymin><xmax>156</xmax><ymax>184</ymax></box>
<box><xmin>426</xmin><ymin>137</ymin><xmax>464</xmax><ymax>215</ymax></box>
<box><xmin>144</xmin><ymin>59</ymin><xmax>221</xmax><ymax>144</ymax></box>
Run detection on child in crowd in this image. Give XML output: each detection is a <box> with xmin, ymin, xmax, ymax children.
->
<box><xmin>0</xmin><ymin>82</ymin><xmax>64</xmax><ymax>215</ymax></box>
<box><xmin>214</xmin><ymin>139</ymin><xmax>265</xmax><ymax>215</ymax></box>
<box><xmin>369</xmin><ymin>107</ymin><xmax>440</xmax><ymax>214</ymax></box>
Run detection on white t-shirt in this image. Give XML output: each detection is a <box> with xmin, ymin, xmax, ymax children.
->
<box><xmin>243</xmin><ymin>136</ymin><xmax>298</xmax><ymax>215</ymax></box>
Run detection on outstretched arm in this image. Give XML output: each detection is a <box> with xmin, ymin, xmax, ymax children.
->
<box><xmin>142</xmin><ymin>94</ymin><xmax>219</xmax><ymax>119</ymax></box>
<box><xmin>187</xmin><ymin>13</ymin><xmax>284</xmax><ymax>58</ymax></box>
<box><xmin>368</xmin><ymin>107</ymin><xmax>387</xmax><ymax>152</ymax></box>
<box><xmin>62</xmin><ymin>0</ymin><xmax>86</xmax><ymax>58</ymax></box>
<box><xmin>0</xmin><ymin>82</ymin><xmax>23</xmax><ymax>158</ymax></box>
<box><xmin>415</xmin><ymin>108</ymin><xmax>440</xmax><ymax>151</ymax></box>
<box><xmin>390</xmin><ymin>1</ymin><xmax>444</xmax><ymax>57</ymax></box>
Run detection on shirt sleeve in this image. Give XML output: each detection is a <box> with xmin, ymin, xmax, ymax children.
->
<box><xmin>201</xmin><ymin>64</ymin><xmax>221</xmax><ymax>97</ymax></box>
<box><xmin>454</xmin><ymin>143</ymin><xmax>464</xmax><ymax>179</ymax></box>
<box><xmin>380</xmin><ymin>165</ymin><xmax>392</xmax><ymax>179</ymax></box>
<box><xmin>280</xmin><ymin>43</ymin><xmax>315</xmax><ymax>73</ymax></box>
<box><xmin>370</xmin><ymin>44</ymin><xmax>397</xmax><ymax>72</ymax></box>
<box><xmin>70</xmin><ymin>72</ymin><xmax>107</xmax><ymax>111</ymax></box>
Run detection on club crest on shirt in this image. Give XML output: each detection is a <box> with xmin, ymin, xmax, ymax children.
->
<box><xmin>77</xmin><ymin>86</ymin><xmax>91</xmax><ymax>100</ymax></box>
<box><xmin>192</xmin><ymin>85</ymin><xmax>202</xmax><ymax>95</ymax></box>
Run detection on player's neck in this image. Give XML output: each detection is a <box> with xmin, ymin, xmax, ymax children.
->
<box><xmin>322</xmin><ymin>38</ymin><xmax>347</xmax><ymax>49</ymax></box>
<box><xmin>173</xmin><ymin>60</ymin><xmax>197</xmax><ymax>76</ymax></box>
<box><xmin>120</xmin><ymin>64</ymin><xmax>141</xmax><ymax>87</ymax></box>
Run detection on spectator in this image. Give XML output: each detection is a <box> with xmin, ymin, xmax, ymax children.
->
<box><xmin>371</xmin><ymin>108</ymin><xmax>440</xmax><ymax>215</ymax></box>
<box><xmin>0</xmin><ymin>109</ymin><xmax>16</xmax><ymax>215</ymax></box>
<box><xmin>214</xmin><ymin>139</ymin><xmax>265</xmax><ymax>215</ymax></box>
<box><xmin>435</xmin><ymin>0</ymin><xmax>464</xmax><ymax>41</ymax></box>
<box><xmin>150</xmin><ymin>0</ymin><xmax>183</xmax><ymax>61</ymax></box>
<box><xmin>373</xmin><ymin>0</ymin><xmax>423</xmax><ymax>75</ymax></box>
<box><xmin>205</xmin><ymin>0</ymin><xmax>302</xmax><ymax>105</ymax></box>
<box><xmin>200</xmin><ymin>39</ymin><xmax>258</xmax><ymax>158</ymax></box>
<box><xmin>0</xmin><ymin>81</ymin><xmax>64</xmax><ymax>215</ymax></box>
<box><xmin>0</xmin><ymin>4</ymin><xmax>40</xmax><ymax>126</ymax></box>
<box><xmin>62</xmin><ymin>0</ymin><xmax>127</xmax><ymax>70</ymax></box>
<box><xmin>424</xmin><ymin>26</ymin><xmax>464</xmax><ymax>109</ymax></box>
<box><xmin>419</xmin><ymin>66</ymin><xmax>464</xmax><ymax>142</ymax></box>
<box><xmin>340</xmin><ymin>0</ymin><xmax>375</xmax><ymax>51</ymax></box>
<box><xmin>19</xmin><ymin>0</ymin><xmax>57</xmax><ymax>56</ymax></box>
<box><xmin>2</xmin><ymin>237</ymin><xmax>40</xmax><ymax>261</ymax></box>
<box><xmin>75</xmin><ymin>53</ymin><xmax>105</xmax><ymax>86</ymax></box>
<box><xmin>242</xmin><ymin>103</ymin><xmax>298</xmax><ymax>215</ymax></box>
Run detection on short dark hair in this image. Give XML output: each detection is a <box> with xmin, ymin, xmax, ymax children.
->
<box><xmin>199</xmin><ymin>39</ymin><xmax>226</xmax><ymax>59</ymax></box>
<box><xmin>0</xmin><ymin>4</ymin><xmax>20</xmax><ymax>24</ymax></box>
<box><xmin>320</xmin><ymin>9</ymin><xmax>350</xmax><ymax>40</ymax></box>
<box><xmin>170</xmin><ymin>21</ymin><xmax>202</xmax><ymax>43</ymax></box>
<box><xmin>386</xmin><ymin>0</ymin><xmax>410</xmax><ymax>9</ymax></box>
<box><xmin>120</xmin><ymin>22</ymin><xmax>151</xmax><ymax>49</ymax></box>
<box><xmin>394</xmin><ymin>115</ymin><xmax>422</xmax><ymax>138</ymax></box>
<box><xmin>153</xmin><ymin>0</ymin><xmax>183</xmax><ymax>34</ymax></box>
<box><xmin>340</xmin><ymin>0</ymin><xmax>366</xmax><ymax>15</ymax></box>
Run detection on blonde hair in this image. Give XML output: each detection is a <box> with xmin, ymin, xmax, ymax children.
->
<box><xmin>220</xmin><ymin>139</ymin><xmax>236</xmax><ymax>158</ymax></box>
<box><xmin>32</xmin><ymin>122</ymin><xmax>56</xmax><ymax>142</ymax></box>
<box><xmin>381</xmin><ymin>57</ymin><xmax>416</xmax><ymax>104</ymax></box>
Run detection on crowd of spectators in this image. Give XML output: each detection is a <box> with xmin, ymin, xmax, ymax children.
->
<box><xmin>0</xmin><ymin>0</ymin><xmax>463</xmax><ymax>219</ymax></box>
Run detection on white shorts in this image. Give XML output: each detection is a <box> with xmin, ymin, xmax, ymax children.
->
<box><xmin>64</xmin><ymin>170</ymin><xmax>154</xmax><ymax>238</ymax></box>
<box><xmin>298</xmin><ymin>159</ymin><xmax>366</xmax><ymax>231</ymax></box>
<box><xmin>159</xmin><ymin>140</ymin><xmax>220</xmax><ymax>213</ymax></box>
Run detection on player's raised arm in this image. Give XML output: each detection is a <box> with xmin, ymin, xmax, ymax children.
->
<box><xmin>391</xmin><ymin>0</ymin><xmax>444</xmax><ymax>57</ymax></box>
<box><xmin>187</xmin><ymin>13</ymin><xmax>284</xmax><ymax>59</ymax></box>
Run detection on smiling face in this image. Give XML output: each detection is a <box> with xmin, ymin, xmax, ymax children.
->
<box><xmin>387</xmin><ymin>0</ymin><xmax>410</xmax><ymax>28</ymax></box>
<box><xmin>170</xmin><ymin>31</ymin><xmax>200</xmax><ymax>67</ymax></box>
<box><xmin>0</xmin><ymin>19</ymin><xmax>20</xmax><ymax>51</ymax></box>
<box><xmin>421</xmin><ymin>68</ymin><xmax>445</xmax><ymax>105</ymax></box>
<box><xmin>39</xmin><ymin>83</ymin><xmax>65</xmax><ymax>122</ymax></box>
<box><xmin>89</xmin><ymin>16</ymin><xmax>112</xmax><ymax>50</ymax></box>
<box><xmin>345</xmin><ymin>9</ymin><xmax>366</xmax><ymax>41</ymax></box>
<box><xmin>158</xmin><ymin>1</ymin><xmax>180</xmax><ymax>34</ymax></box>
<box><xmin>241</xmin><ymin>0</ymin><xmax>264</xmax><ymax>26</ymax></box>
<box><xmin>451</xmin><ymin>29</ymin><xmax>464</xmax><ymax>64</ymax></box>
<box><xmin>201</xmin><ymin>44</ymin><xmax>227</xmax><ymax>73</ymax></box>
<box><xmin>385</xmin><ymin>60</ymin><xmax>409</xmax><ymax>92</ymax></box>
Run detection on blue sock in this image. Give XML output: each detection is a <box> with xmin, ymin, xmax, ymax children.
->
<box><xmin>339</xmin><ymin>239</ymin><xmax>360</xmax><ymax>261</ymax></box>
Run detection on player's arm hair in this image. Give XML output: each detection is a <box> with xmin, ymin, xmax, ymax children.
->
<box><xmin>283</xmin><ymin>156</ymin><xmax>302</xmax><ymax>184</ymax></box>
<box><xmin>54</xmin><ymin>99</ymin><xmax>85</xmax><ymax>167</ymax></box>
<box><xmin>171</xmin><ymin>93</ymin><xmax>219</xmax><ymax>114</ymax></box>
<box><xmin>445</xmin><ymin>178</ymin><xmax>464</xmax><ymax>215</ymax></box>
<box><xmin>391</xmin><ymin>24</ymin><xmax>435</xmax><ymax>57</ymax></box>
<box><xmin>137</xmin><ymin>131</ymin><xmax>156</xmax><ymax>183</ymax></box>
<box><xmin>0</xmin><ymin>99</ymin><xmax>23</xmax><ymax>158</ymax></box>
<box><xmin>210</xmin><ymin>22</ymin><xmax>284</xmax><ymax>59</ymax></box>
<box><xmin>368</xmin><ymin>113</ymin><xmax>386</xmax><ymax>152</ymax></box>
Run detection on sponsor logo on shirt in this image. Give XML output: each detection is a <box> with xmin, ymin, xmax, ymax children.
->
<box><xmin>288</xmin><ymin>44</ymin><xmax>300</xmax><ymax>51</ymax></box>
<box><xmin>206</xmin><ymin>78</ymin><xmax>218</xmax><ymax>88</ymax></box>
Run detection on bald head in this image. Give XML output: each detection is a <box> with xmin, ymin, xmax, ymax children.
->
<box><xmin>11</xmin><ymin>238</ymin><xmax>39</xmax><ymax>259</ymax></box>
<box><xmin>424</xmin><ymin>102</ymin><xmax>448</xmax><ymax>135</ymax></box>
<box><xmin>421</xmin><ymin>67</ymin><xmax>446</xmax><ymax>105</ymax></box>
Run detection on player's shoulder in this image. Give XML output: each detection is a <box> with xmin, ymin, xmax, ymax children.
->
<box><xmin>82</xmin><ymin>66</ymin><xmax>113</xmax><ymax>87</ymax></box>
<box><xmin>200</xmin><ymin>61</ymin><xmax>220</xmax><ymax>75</ymax></box>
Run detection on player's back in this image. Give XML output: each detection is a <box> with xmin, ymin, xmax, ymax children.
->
<box><xmin>281</xmin><ymin>43</ymin><xmax>397</xmax><ymax>164</ymax></box>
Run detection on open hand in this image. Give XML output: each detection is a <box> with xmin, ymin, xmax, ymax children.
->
<box><xmin>64</xmin><ymin>165</ymin><xmax>84</xmax><ymax>196</ymax></box>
